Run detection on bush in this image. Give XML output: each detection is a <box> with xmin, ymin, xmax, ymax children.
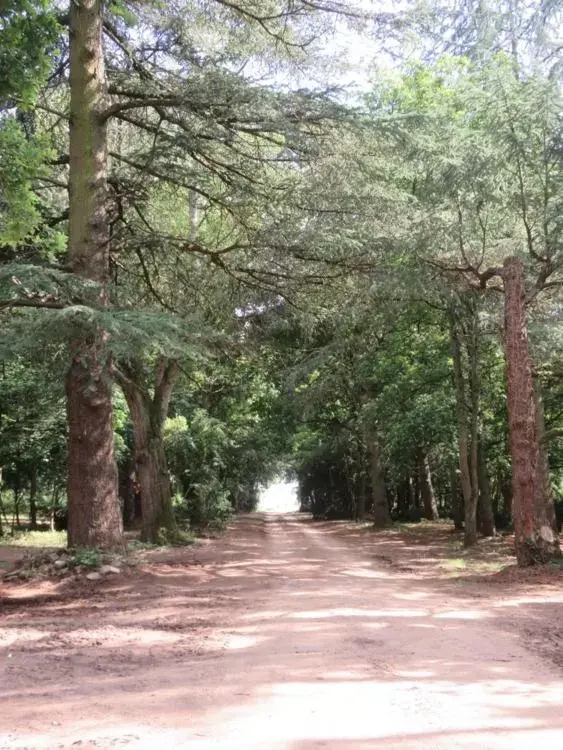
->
<box><xmin>173</xmin><ymin>482</ymin><xmax>233</xmax><ymax>531</ymax></box>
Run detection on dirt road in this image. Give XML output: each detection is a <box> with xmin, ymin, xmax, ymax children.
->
<box><xmin>1</xmin><ymin>513</ymin><xmax>562</xmax><ymax>749</ymax></box>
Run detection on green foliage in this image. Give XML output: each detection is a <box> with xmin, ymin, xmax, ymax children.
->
<box><xmin>165</xmin><ymin>410</ymin><xmax>235</xmax><ymax>528</ymax></box>
<box><xmin>70</xmin><ymin>548</ymin><xmax>101</xmax><ymax>569</ymax></box>
<box><xmin>0</xmin><ymin>358</ymin><xmax>67</xmax><ymax>518</ymax></box>
<box><xmin>0</xmin><ymin>0</ymin><xmax>60</xmax><ymax>109</ymax></box>
<box><xmin>0</xmin><ymin>121</ymin><xmax>54</xmax><ymax>247</ymax></box>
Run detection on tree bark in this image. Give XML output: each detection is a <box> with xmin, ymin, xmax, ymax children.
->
<box><xmin>450</xmin><ymin>464</ymin><xmax>464</xmax><ymax>530</ymax></box>
<box><xmin>450</xmin><ymin>314</ymin><xmax>477</xmax><ymax>546</ymax></box>
<box><xmin>13</xmin><ymin>481</ymin><xmax>20</xmax><ymax>532</ymax></box>
<box><xmin>418</xmin><ymin>450</ymin><xmax>439</xmax><ymax>520</ymax></box>
<box><xmin>407</xmin><ymin>475</ymin><xmax>416</xmax><ymax>512</ymax></box>
<box><xmin>500</xmin><ymin>476</ymin><xmax>513</xmax><ymax>521</ymax></box>
<box><xmin>66</xmin><ymin>0</ymin><xmax>123</xmax><ymax>550</ymax></box>
<box><xmin>466</xmin><ymin>309</ymin><xmax>480</xmax><ymax>547</ymax></box>
<box><xmin>502</xmin><ymin>258</ymin><xmax>560</xmax><ymax>564</ymax></box>
<box><xmin>397</xmin><ymin>479</ymin><xmax>409</xmax><ymax>520</ymax></box>
<box><xmin>119</xmin><ymin>359</ymin><xmax>179</xmax><ymax>542</ymax></box>
<box><xmin>477</xmin><ymin>438</ymin><xmax>495</xmax><ymax>537</ymax></box>
<box><xmin>119</xmin><ymin>456</ymin><xmax>138</xmax><ymax>528</ymax></box>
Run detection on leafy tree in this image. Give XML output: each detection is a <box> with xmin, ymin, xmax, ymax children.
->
<box><xmin>0</xmin><ymin>0</ymin><xmax>359</xmax><ymax>547</ymax></box>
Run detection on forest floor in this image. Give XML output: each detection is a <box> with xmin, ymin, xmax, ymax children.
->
<box><xmin>1</xmin><ymin>513</ymin><xmax>562</xmax><ymax>749</ymax></box>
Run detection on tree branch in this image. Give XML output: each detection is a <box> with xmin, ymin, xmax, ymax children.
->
<box><xmin>0</xmin><ymin>299</ymin><xmax>65</xmax><ymax>310</ymax></box>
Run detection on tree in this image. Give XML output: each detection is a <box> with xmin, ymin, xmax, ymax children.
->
<box><xmin>65</xmin><ymin>0</ymin><xmax>124</xmax><ymax>549</ymax></box>
<box><xmin>1</xmin><ymin>0</ymin><xmax>359</xmax><ymax>547</ymax></box>
<box><xmin>381</xmin><ymin>59</ymin><xmax>561</xmax><ymax>561</ymax></box>
<box><xmin>116</xmin><ymin>357</ymin><xmax>180</xmax><ymax>542</ymax></box>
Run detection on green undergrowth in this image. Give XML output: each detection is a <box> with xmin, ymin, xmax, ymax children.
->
<box><xmin>2</xmin><ymin>527</ymin><xmax>197</xmax><ymax>552</ymax></box>
<box><xmin>441</xmin><ymin>557</ymin><xmax>509</xmax><ymax>575</ymax></box>
<box><xmin>373</xmin><ymin>520</ymin><xmax>514</xmax><ymax>576</ymax></box>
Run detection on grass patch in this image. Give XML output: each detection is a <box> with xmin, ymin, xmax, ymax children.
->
<box><xmin>442</xmin><ymin>555</ymin><xmax>511</xmax><ymax>576</ymax></box>
<box><xmin>443</xmin><ymin>558</ymin><xmax>467</xmax><ymax>570</ymax></box>
<box><xmin>1</xmin><ymin>530</ymin><xmax>67</xmax><ymax>548</ymax></box>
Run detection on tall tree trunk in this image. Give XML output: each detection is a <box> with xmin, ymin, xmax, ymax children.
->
<box><xmin>126</xmin><ymin>391</ymin><xmax>176</xmax><ymax>542</ymax></box>
<box><xmin>450</xmin><ymin>314</ymin><xmax>478</xmax><ymax>546</ymax></box>
<box><xmin>407</xmin><ymin>475</ymin><xmax>416</xmax><ymax>512</ymax></box>
<box><xmin>13</xmin><ymin>481</ymin><xmax>20</xmax><ymax>532</ymax></box>
<box><xmin>450</xmin><ymin>464</ymin><xmax>464</xmax><ymax>530</ymax></box>
<box><xmin>356</xmin><ymin>443</ymin><xmax>369</xmax><ymax>520</ymax></box>
<box><xmin>418</xmin><ymin>450</ymin><xmax>439</xmax><ymax>520</ymax></box>
<box><xmin>119</xmin><ymin>359</ymin><xmax>179</xmax><ymax>543</ymax></box>
<box><xmin>29</xmin><ymin>463</ymin><xmax>38</xmax><ymax>530</ymax></box>
<box><xmin>366</xmin><ymin>434</ymin><xmax>390</xmax><ymax>528</ymax></box>
<box><xmin>66</xmin><ymin>0</ymin><xmax>123</xmax><ymax>550</ymax></box>
<box><xmin>501</xmin><ymin>476</ymin><xmax>513</xmax><ymax>520</ymax></box>
<box><xmin>477</xmin><ymin>438</ymin><xmax>495</xmax><ymax>537</ymax></box>
<box><xmin>466</xmin><ymin>310</ymin><xmax>480</xmax><ymax>546</ymax></box>
<box><xmin>119</xmin><ymin>456</ymin><xmax>137</xmax><ymax>528</ymax></box>
<box><xmin>502</xmin><ymin>258</ymin><xmax>560</xmax><ymax>564</ymax></box>
<box><xmin>413</xmin><ymin>473</ymin><xmax>421</xmax><ymax>512</ymax></box>
<box><xmin>397</xmin><ymin>479</ymin><xmax>409</xmax><ymax>521</ymax></box>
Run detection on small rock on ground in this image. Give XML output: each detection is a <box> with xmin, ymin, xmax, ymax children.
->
<box><xmin>99</xmin><ymin>565</ymin><xmax>121</xmax><ymax>576</ymax></box>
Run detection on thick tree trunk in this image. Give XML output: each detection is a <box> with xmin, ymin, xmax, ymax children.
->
<box><xmin>502</xmin><ymin>258</ymin><xmax>560</xmax><ymax>565</ymax></box>
<box><xmin>366</xmin><ymin>435</ymin><xmax>390</xmax><ymax>528</ymax></box>
<box><xmin>477</xmin><ymin>439</ymin><xmax>495</xmax><ymax>537</ymax></box>
<box><xmin>124</xmin><ymin>389</ymin><xmax>176</xmax><ymax>542</ymax></box>
<box><xmin>119</xmin><ymin>360</ymin><xmax>179</xmax><ymax>543</ymax></box>
<box><xmin>66</xmin><ymin>359</ymin><xmax>123</xmax><ymax>548</ymax></box>
<box><xmin>418</xmin><ymin>450</ymin><xmax>439</xmax><ymax>520</ymax></box>
<box><xmin>66</xmin><ymin>0</ymin><xmax>123</xmax><ymax>550</ymax></box>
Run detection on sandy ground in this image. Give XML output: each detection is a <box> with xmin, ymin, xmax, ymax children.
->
<box><xmin>1</xmin><ymin>513</ymin><xmax>562</xmax><ymax>749</ymax></box>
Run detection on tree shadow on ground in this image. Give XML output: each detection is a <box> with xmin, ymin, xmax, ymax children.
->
<box><xmin>1</xmin><ymin>513</ymin><xmax>562</xmax><ymax>749</ymax></box>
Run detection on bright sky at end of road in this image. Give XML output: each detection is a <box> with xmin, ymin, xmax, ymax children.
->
<box><xmin>257</xmin><ymin>479</ymin><xmax>299</xmax><ymax>513</ymax></box>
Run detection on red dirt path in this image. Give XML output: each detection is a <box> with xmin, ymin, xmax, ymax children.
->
<box><xmin>1</xmin><ymin>513</ymin><xmax>562</xmax><ymax>749</ymax></box>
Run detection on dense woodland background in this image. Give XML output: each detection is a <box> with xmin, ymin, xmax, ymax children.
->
<box><xmin>0</xmin><ymin>0</ymin><xmax>562</xmax><ymax>566</ymax></box>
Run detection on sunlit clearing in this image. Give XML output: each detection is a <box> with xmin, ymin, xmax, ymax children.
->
<box><xmin>257</xmin><ymin>479</ymin><xmax>299</xmax><ymax>512</ymax></box>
